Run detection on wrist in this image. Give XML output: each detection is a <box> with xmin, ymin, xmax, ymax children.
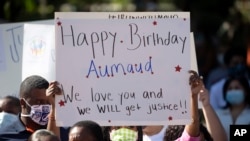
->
<box><xmin>191</xmin><ymin>118</ymin><xmax>199</xmax><ymax>123</ymax></box>
<box><xmin>48</xmin><ymin>114</ymin><xmax>56</xmax><ymax>121</ymax></box>
<box><xmin>191</xmin><ymin>93</ymin><xmax>199</xmax><ymax>98</ymax></box>
<box><xmin>202</xmin><ymin>103</ymin><xmax>211</xmax><ymax>108</ymax></box>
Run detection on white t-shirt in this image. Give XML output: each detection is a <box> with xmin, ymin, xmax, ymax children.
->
<box><xmin>209</xmin><ymin>78</ymin><xmax>227</xmax><ymax>109</ymax></box>
<box><xmin>143</xmin><ymin>126</ymin><xmax>168</xmax><ymax>141</ymax></box>
<box><xmin>216</xmin><ymin>107</ymin><xmax>250</xmax><ymax>140</ymax></box>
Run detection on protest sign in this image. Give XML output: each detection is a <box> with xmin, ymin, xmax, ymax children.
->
<box><xmin>0</xmin><ymin>20</ymin><xmax>53</xmax><ymax>98</ymax></box>
<box><xmin>55</xmin><ymin>13</ymin><xmax>191</xmax><ymax>126</ymax></box>
<box><xmin>0</xmin><ymin>29</ymin><xmax>6</xmax><ymax>72</ymax></box>
<box><xmin>0</xmin><ymin>23</ymin><xmax>25</xmax><ymax>98</ymax></box>
<box><xmin>22</xmin><ymin>24</ymin><xmax>55</xmax><ymax>82</ymax></box>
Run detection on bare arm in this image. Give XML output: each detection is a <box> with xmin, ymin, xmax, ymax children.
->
<box><xmin>184</xmin><ymin>70</ymin><xmax>201</xmax><ymax>137</ymax></box>
<box><xmin>184</xmin><ymin>93</ymin><xmax>200</xmax><ymax>137</ymax></box>
<box><xmin>46</xmin><ymin>81</ymin><xmax>61</xmax><ymax>140</ymax></box>
<box><xmin>199</xmin><ymin>87</ymin><xmax>228</xmax><ymax>141</ymax></box>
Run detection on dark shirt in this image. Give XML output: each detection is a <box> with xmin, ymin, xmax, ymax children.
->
<box><xmin>60</xmin><ymin>127</ymin><xmax>70</xmax><ymax>141</ymax></box>
<box><xmin>0</xmin><ymin>114</ymin><xmax>70</xmax><ymax>141</ymax></box>
<box><xmin>0</xmin><ymin>127</ymin><xmax>70</xmax><ymax>141</ymax></box>
<box><xmin>0</xmin><ymin>130</ymin><xmax>32</xmax><ymax>141</ymax></box>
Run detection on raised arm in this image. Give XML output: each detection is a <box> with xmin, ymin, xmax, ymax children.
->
<box><xmin>46</xmin><ymin>81</ymin><xmax>61</xmax><ymax>140</ymax></box>
<box><xmin>199</xmin><ymin>86</ymin><xmax>228</xmax><ymax>141</ymax></box>
<box><xmin>184</xmin><ymin>70</ymin><xmax>202</xmax><ymax>137</ymax></box>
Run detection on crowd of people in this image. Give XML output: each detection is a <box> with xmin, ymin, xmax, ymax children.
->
<box><xmin>1</xmin><ymin>38</ymin><xmax>250</xmax><ymax>141</ymax></box>
<box><xmin>1</xmin><ymin>46</ymin><xmax>250</xmax><ymax>141</ymax></box>
<box><xmin>2</xmin><ymin>67</ymin><xmax>246</xmax><ymax>141</ymax></box>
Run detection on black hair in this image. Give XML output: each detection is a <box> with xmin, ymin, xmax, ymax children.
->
<box><xmin>164</xmin><ymin>125</ymin><xmax>185</xmax><ymax>141</ymax></box>
<box><xmin>70</xmin><ymin>120</ymin><xmax>104</xmax><ymax>141</ymax></box>
<box><xmin>103</xmin><ymin>126</ymin><xmax>111</xmax><ymax>141</ymax></box>
<box><xmin>137</xmin><ymin>126</ymin><xmax>143</xmax><ymax>141</ymax></box>
<box><xmin>222</xmin><ymin>75</ymin><xmax>250</xmax><ymax>108</ymax></box>
<box><xmin>3</xmin><ymin>95</ymin><xmax>21</xmax><ymax>113</ymax></box>
<box><xmin>19</xmin><ymin>75</ymin><xmax>49</xmax><ymax>99</ymax></box>
<box><xmin>163</xmin><ymin>124</ymin><xmax>213</xmax><ymax>141</ymax></box>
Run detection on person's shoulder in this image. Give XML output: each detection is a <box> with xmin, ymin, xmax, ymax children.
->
<box><xmin>242</xmin><ymin>106</ymin><xmax>250</xmax><ymax>114</ymax></box>
<box><xmin>60</xmin><ymin>126</ymin><xmax>70</xmax><ymax>134</ymax></box>
<box><xmin>59</xmin><ymin>127</ymin><xmax>70</xmax><ymax>141</ymax></box>
<box><xmin>210</xmin><ymin>78</ymin><xmax>227</xmax><ymax>90</ymax></box>
<box><xmin>215</xmin><ymin>108</ymin><xmax>230</xmax><ymax>115</ymax></box>
<box><xmin>175</xmin><ymin>129</ymin><xmax>200</xmax><ymax>141</ymax></box>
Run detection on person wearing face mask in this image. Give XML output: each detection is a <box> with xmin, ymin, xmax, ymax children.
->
<box><xmin>215</xmin><ymin>75</ymin><xmax>250</xmax><ymax>140</ymax></box>
<box><xmin>209</xmin><ymin>47</ymin><xmax>249</xmax><ymax>110</ymax></box>
<box><xmin>103</xmin><ymin>126</ymin><xmax>143</xmax><ymax>141</ymax></box>
<box><xmin>0</xmin><ymin>95</ymin><xmax>23</xmax><ymax>132</ymax></box>
<box><xmin>105</xmin><ymin>126</ymin><xmax>141</xmax><ymax>141</ymax></box>
<box><xmin>0</xmin><ymin>111</ymin><xmax>24</xmax><ymax>132</ymax></box>
<box><xmin>0</xmin><ymin>95</ymin><xmax>21</xmax><ymax>114</ymax></box>
<box><xmin>0</xmin><ymin>75</ymin><xmax>62</xmax><ymax>141</ymax></box>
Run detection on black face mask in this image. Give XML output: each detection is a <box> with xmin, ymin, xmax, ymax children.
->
<box><xmin>228</xmin><ymin>63</ymin><xmax>247</xmax><ymax>77</ymax></box>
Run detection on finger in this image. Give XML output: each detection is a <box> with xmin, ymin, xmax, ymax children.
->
<box><xmin>55</xmin><ymin>87</ymin><xmax>61</xmax><ymax>94</ymax></box>
<box><xmin>51</xmin><ymin>86</ymin><xmax>62</xmax><ymax>95</ymax></box>
<box><xmin>190</xmin><ymin>77</ymin><xmax>204</xmax><ymax>86</ymax></box>
<box><xmin>46</xmin><ymin>88</ymin><xmax>54</xmax><ymax>94</ymax></box>
<box><xmin>189</xmin><ymin>74</ymin><xmax>201</xmax><ymax>85</ymax></box>
<box><xmin>52</xmin><ymin>81</ymin><xmax>60</xmax><ymax>86</ymax></box>
<box><xmin>188</xmin><ymin>70</ymin><xmax>198</xmax><ymax>75</ymax></box>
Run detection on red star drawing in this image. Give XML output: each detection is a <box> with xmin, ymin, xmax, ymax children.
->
<box><xmin>58</xmin><ymin>100</ymin><xmax>65</xmax><ymax>107</ymax></box>
<box><xmin>57</xmin><ymin>21</ymin><xmax>62</xmax><ymax>26</ymax></box>
<box><xmin>175</xmin><ymin>65</ymin><xmax>182</xmax><ymax>72</ymax></box>
<box><xmin>168</xmin><ymin>116</ymin><xmax>173</xmax><ymax>121</ymax></box>
<box><xmin>153</xmin><ymin>21</ymin><xmax>157</xmax><ymax>25</ymax></box>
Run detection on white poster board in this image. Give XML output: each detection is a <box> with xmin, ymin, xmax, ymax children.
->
<box><xmin>190</xmin><ymin>32</ymin><xmax>198</xmax><ymax>73</ymax></box>
<box><xmin>55</xmin><ymin>13</ymin><xmax>191</xmax><ymax>126</ymax></box>
<box><xmin>22</xmin><ymin>24</ymin><xmax>55</xmax><ymax>82</ymax></box>
<box><xmin>0</xmin><ymin>20</ymin><xmax>53</xmax><ymax>98</ymax></box>
<box><xmin>55</xmin><ymin>12</ymin><xmax>189</xmax><ymax>19</ymax></box>
<box><xmin>0</xmin><ymin>28</ymin><xmax>6</xmax><ymax>72</ymax></box>
<box><xmin>55</xmin><ymin>12</ymin><xmax>198</xmax><ymax>74</ymax></box>
<box><xmin>0</xmin><ymin>23</ymin><xmax>24</xmax><ymax>98</ymax></box>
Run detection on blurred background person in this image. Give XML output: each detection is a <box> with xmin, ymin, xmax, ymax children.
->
<box><xmin>0</xmin><ymin>95</ymin><xmax>22</xmax><ymax>132</ymax></box>
<box><xmin>28</xmin><ymin>129</ymin><xmax>60</xmax><ymax>141</ymax></box>
<box><xmin>0</xmin><ymin>95</ymin><xmax>21</xmax><ymax>115</ymax></box>
<box><xmin>68</xmin><ymin>120</ymin><xmax>104</xmax><ymax>141</ymax></box>
<box><xmin>209</xmin><ymin>47</ymin><xmax>249</xmax><ymax>110</ymax></box>
<box><xmin>215</xmin><ymin>75</ymin><xmax>250</xmax><ymax>139</ymax></box>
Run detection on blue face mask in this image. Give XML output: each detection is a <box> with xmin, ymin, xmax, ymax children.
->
<box><xmin>0</xmin><ymin>112</ymin><xmax>25</xmax><ymax>132</ymax></box>
<box><xmin>226</xmin><ymin>90</ymin><xmax>245</xmax><ymax>105</ymax></box>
